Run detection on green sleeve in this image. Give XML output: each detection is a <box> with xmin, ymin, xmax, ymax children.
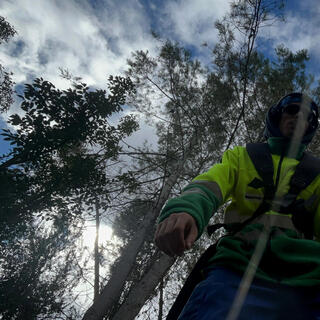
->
<box><xmin>158</xmin><ymin>186</ymin><xmax>220</xmax><ymax>238</ymax></box>
<box><xmin>158</xmin><ymin>147</ymin><xmax>240</xmax><ymax>237</ymax></box>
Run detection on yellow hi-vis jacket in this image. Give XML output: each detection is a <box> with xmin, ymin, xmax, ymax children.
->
<box><xmin>159</xmin><ymin>138</ymin><xmax>320</xmax><ymax>286</ymax></box>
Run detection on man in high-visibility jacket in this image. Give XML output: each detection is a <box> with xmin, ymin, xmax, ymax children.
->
<box><xmin>155</xmin><ymin>93</ymin><xmax>320</xmax><ymax>319</ymax></box>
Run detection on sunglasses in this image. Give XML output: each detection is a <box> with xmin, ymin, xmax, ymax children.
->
<box><xmin>282</xmin><ymin>103</ymin><xmax>316</xmax><ymax>122</ymax></box>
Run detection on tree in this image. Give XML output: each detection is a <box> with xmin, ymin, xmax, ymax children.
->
<box><xmin>0</xmin><ymin>76</ymin><xmax>138</xmax><ymax>230</ymax></box>
<box><xmin>82</xmin><ymin>37</ymin><xmax>229</xmax><ymax>318</ymax></box>
<box><xmin>0</xmin><ymin>218</ymin><xmax>83</xmax><ymax>320</ymax></box>
<box><xmin>0</xmin><ymin>75</ymin><xmax>139</xmax><ymax>319</ymax></box>
<box><xmin>0</xmin><ymin>16</ymin><xmax>16</xmax><ymax>112</ymax></box>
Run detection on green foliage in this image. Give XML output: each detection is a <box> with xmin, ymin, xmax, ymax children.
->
<box><xmin>0</xmin><ymin>16</ymin><xmax>16</xmax><ymax>112</ymax></box>
<box><xmin>127</xmin><ymin>40</ymin><xmax>231</xmax><ymax>181</ymax></box>
<box><xmin>0</xmin><ymin>220</ymin><xmax>82</xmax><ymax>320</ymax></box>
<box><xmin>2</xmin><ymin>77</ymin><xmax>136</xmax><ymax>166</ymax></box>
<box><xmin>0</xmin><ymin>74</ymin><xmax>139</xmax><ymax>318</ymax></box>
<box><xmin>0</xmin><ymin>76</ymin><xmax>138</xmax><ymax>225</ymax></box>
<box><xmin>112</xmin><ymin>200</ymin><xmax>153</xmax><ymax>242</ymax></box>
<box><xmin>0</xmin><ymin>16</ymin><xmax>16</xmax><ymax>45</ymax></box>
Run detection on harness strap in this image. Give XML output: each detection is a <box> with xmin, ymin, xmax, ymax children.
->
<box><xmin>246</xmin><ymin>143</ymin><xmax>276</xmax><ymax>200</ymax></box>
<box><xmin>207</xmin><ymin>201</ymin><xmax>271</xmax><ymax>237</ymax></box>
<box><xmin>246</xmin><ymin>144</ymin><xmax>320</xmax><ymax>238</ymax></box>
<box><xmin>281</xmin><ymin>153</ymin><xmax>320</xmax><ymax>240</ymax></box>
<box><xmin>285</xmin><ymin>152</ymin><xmax>320</xmax><ymax>200</ymax></box>
<box><xmin>208</xmin><ymin>143</ymin><xmax>275</xmax><ymax>237</ymax></box>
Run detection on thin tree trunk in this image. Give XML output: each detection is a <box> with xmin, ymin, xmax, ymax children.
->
<box><xmin>82</xmin><ymin>165</ymin><xmax>183</xmax><ymax>320</ymax></box>
<box><xmin>94</xmin><ymin>198</ymin><xmax>100</xmax><ymax>302</ymax></box>
<box><xmin>112</xmin><ymin>254</ymin><xmax>175</xmax><ymax>320</ymax></box>
<box><xmin>82</xmin><ymin>209</ymin><xmax>155</xmax><ymax>320</ymax></box>
<box><xmin>158</xmin><ymin>278</ymin><xmax>164</xmax><ymax>320</ymax></box>
<box><xmin>224</xmin><ymin>0</ymin><xmax>263</xmax><ymax>150</ymax></box>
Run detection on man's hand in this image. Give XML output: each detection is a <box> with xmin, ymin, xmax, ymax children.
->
<box><xmin>154</xmin><ymin>212</ymin><xmax>198</xmax><ymax>257</ymax></box>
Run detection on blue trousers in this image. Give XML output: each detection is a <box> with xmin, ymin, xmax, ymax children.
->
<box><xmin>177</xmin><ymin>267</ymin><xmax>320</xmax><ymax>320</ymax></box>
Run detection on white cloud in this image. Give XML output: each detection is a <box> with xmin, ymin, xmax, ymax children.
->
<box><xmin>2</xmin><ymin>0</ymin><xmax>319</xmax><ymax>150</ymax></box>
<box><xmin>124</xmin><ymin>120</ymin><xmax>158</xmax><ymax>150</ymax></box>
<box><xmin>261</xmin><ymin>15</ymin><xmax>312</xmax><ymax>52</ymax></box>
<box><xmin>162</xmin><ymin>0</ymin><xmax>229</xmax><ymax>46</ymax></box>
<box><xmin>0</xmin><ymin>0</ymin><xmax>158</xmax><ymax>90</ymax></box>
<box><xmin>0</xmin><ymin>0</ymin><xmax>229</xmax><ymax>94</ymax></box>
<box><xmin>259</xmin><ymin>1</ymin><xmax>320</xmax><ymax>73</ymax></box>
<box><xmin>0</xmin><ymin>0</ymin><xmax>168</xmax><ymax>143</ymax></box>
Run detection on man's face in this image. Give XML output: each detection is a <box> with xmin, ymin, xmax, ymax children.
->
<box><xmin>278</xmin><ymin>103</ymin><xmax>309</xmax><ymax>139</ymax></box>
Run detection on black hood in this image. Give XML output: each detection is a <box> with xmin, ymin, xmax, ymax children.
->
<box><xmin>264</xmin><ymin>92</ymin><xmax>319</xmax><ymax>145</ymax></box>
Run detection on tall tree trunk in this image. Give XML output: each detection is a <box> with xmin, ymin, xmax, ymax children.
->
<box><xmin>158</xmin><ymin>278</ymin><xmax>164</xmax><ymax>320</ymax></box>
<box><xmin>94</xmin><ymin>198</ymin><xmax>100</xmax><ymax>302</ymax></box>
<box><xmin>82</xmin><ymin>164</ymin><xmax>184</xmax><ymax>320</ymax></box>
<box><xmin>112</xmin><ymin>254</ymin><xmax>175</xmax><ymax>320</ymax></box>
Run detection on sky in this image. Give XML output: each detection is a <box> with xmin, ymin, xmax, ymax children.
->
<box><xmin>1</xmin><ymin>0</ymin><xmax>320</xmax><ymax>155</ymax></box>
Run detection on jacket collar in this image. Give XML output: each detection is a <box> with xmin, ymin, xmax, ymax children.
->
<box><xmin>267</xmin><ymin>137</ymin><xmax>306</xmax><ymax>160</ymax></box>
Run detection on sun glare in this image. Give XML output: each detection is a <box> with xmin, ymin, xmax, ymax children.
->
<box><xmin>81</xmin><ymin>223</ymin><xmax>113</xmax><ymax>249</ymax></box>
